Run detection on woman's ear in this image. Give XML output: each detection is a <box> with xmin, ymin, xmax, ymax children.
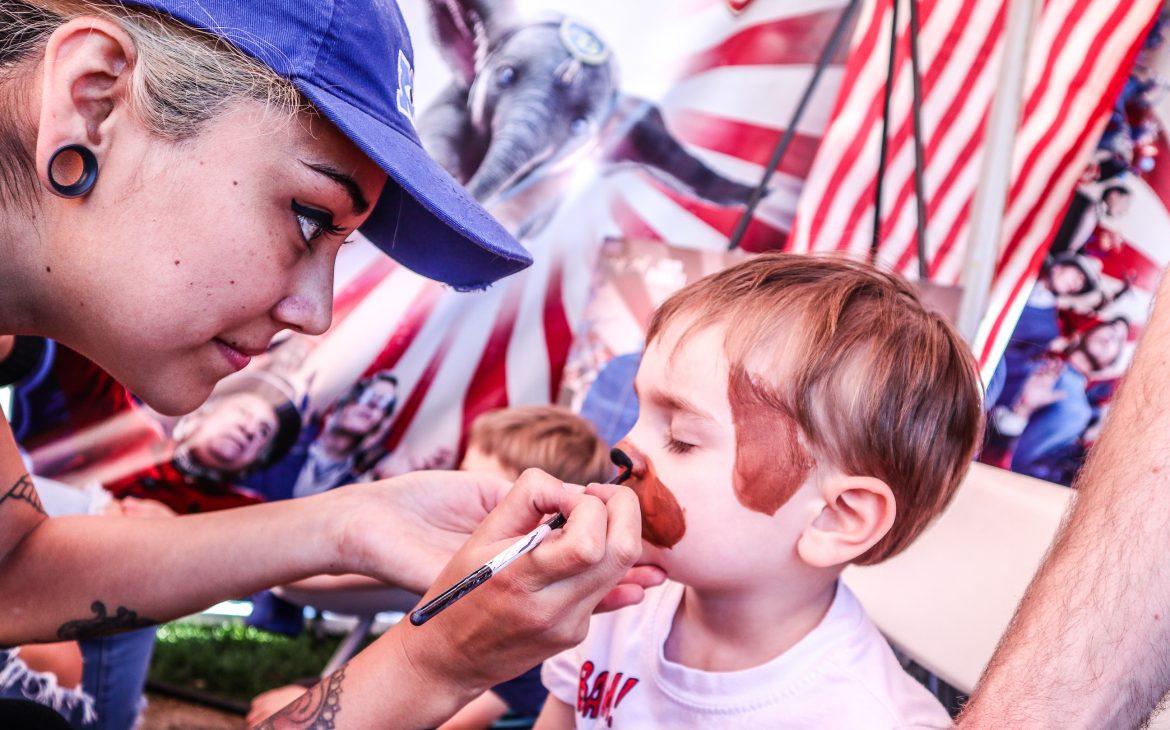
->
<box><xmin>35</xmin><ymin>17</ymin><xmax>137</xmax><ymax>184</ymax></box>
<box><xmin>796</xmin><ymin>475</ymin><xmax>895</xmax><ymax>569</ymax></box>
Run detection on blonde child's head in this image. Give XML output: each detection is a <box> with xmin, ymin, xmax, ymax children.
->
<box><xmin>463</xmin><ymin>405</ymin><xmax>613</xmax><ymax>485</ymax></box>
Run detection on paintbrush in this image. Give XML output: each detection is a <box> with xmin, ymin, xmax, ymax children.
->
<box><xmin>409</xmin><ymin>447</ymin><xmax>635</xmax><ymax>626</ymax></box>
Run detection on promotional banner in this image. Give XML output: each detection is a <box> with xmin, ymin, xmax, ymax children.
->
<box><xmin>979</xmin><ymin>14</ymin><xmax>1170</xmax><ymax>488</ymax></box>
<box><xmin>7</xmin><ymin>1</ymin><xmax>852</xmax><ymax>509</ymax></box>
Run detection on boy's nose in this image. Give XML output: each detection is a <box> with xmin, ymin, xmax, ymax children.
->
<box><xmin>613</xmin><ymin>439</ymin><xmax>647</xmax><ymax>478</ymax></box>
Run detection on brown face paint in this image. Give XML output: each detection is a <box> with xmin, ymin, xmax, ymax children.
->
<box><xmin>729</xmin><ymin>369</ymin><xmax>815</xmax><ymax>516</ymax></box>
<box><xmin>614</xmin><ymin>440</ymin><xmax>686</xmax><ymax>548</ymax></box>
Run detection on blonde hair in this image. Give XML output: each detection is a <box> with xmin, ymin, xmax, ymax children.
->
<box><xmin>467</xmin><ymin>405</ymin><xmax>613</xmax><ymax>486</ymax></box>
<box><xmin>0</xmin><ymin>0</ymin><xmax>304</xmax><ymax>201</ymax></box>
<box><xmin>647</xmin><ymin>253</ymin><xmax>984</xmax><ymax>565</ymax></box>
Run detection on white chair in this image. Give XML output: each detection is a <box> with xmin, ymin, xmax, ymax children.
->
<box><xmin>844</xmin><ymin>462</ymin><xmax>1170</xmax><ymax>728</ymax></box>
<box><xmin>273</xmin><ymin>581</ymin><xmax>421</xmax><ymax>677</ymax></box>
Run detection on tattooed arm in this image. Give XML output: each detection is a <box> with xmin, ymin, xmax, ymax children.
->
<box><xmin>0</xmin><ymin>411</ymin><xmax>507</xmax><ymax>645</ymax></box>
<box><xmin>248</xmin><ymin>475</ymin><xmax>647</xmax><ymax>729</ymax></box>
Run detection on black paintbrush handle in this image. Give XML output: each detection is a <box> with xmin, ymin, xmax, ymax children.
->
<box><xmin>410</xmin><ymin>565</ymin><xmax>493</xmax><ymax>626</ymax></box>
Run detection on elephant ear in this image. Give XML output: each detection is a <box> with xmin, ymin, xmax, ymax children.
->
<box><xmin>602</xmin><ymin>94</ymin><xmax>761</xmax><ymax>207</ymax></box>
<box><xmin>426</xmin><ymin>0</ymin><xmax>523</xmax><ymax>89</ymax></box>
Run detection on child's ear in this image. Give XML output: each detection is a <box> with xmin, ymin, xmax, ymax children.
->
<box><xmin>796</xmin><ymin>476</ymin><xmax>895</xmax><ymax>568</ymax></box>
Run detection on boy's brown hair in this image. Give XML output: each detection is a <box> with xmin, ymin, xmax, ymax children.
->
<box><xmin>467</xmin><ymin>405</ymin><xmax>613</xmax><ymax>485</ymax></box>
<box><xmin>646</xmin><ymin>253</ymin><xmax>983</xmax><ymax>565</ymax></box>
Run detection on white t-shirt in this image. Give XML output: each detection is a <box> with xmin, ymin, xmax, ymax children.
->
<box><xmin>543</xmin><ymin>580</ymin><xmax>953</xmax><ymax>729</ymax></box>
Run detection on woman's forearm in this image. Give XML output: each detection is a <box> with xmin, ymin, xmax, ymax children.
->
<box><xmin>0</xmin><ymin>495</ymin><xmax>347</xmax><ymax>644</ymax></box>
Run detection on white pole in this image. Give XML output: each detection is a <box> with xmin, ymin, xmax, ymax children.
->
<box><xmin>956</xmin><ymin>0</ymin><xmax>1042</xmax><ymax>341</ymax></box>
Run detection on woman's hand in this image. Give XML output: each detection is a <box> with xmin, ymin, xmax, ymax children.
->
<box><xmin>328</xmin><ymin>470</ymin><xmax>513</xmax><ymax>594</ymax></box>
<box><xmin>391</xmin><ymin>469</ymin><xmax>645</xmax><ymax>695</ymax></box>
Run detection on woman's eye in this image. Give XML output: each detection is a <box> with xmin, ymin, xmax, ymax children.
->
<box><xmin>291</xmin><ymin>201</ymin><xmax>344</xmax><ymax>250</ymax></box>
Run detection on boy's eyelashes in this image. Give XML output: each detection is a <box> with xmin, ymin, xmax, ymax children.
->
<box><xmin>664</xmin><ymin>435</ymin><xmax>696</xmax><ymax>454</ymax></box>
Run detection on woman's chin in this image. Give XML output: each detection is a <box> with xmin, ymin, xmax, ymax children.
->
<box><xmin>132</xmin><ymin>378</ymin><xmax>215</xmax><ymax>417</ymax></box>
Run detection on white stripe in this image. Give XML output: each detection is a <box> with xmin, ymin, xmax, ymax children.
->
<box><xmin>788</xmin><ymin>1</ymin><xmax>887</xmax><ymax>251</ymax></box>
<box><xmin>839</xmin><ymin>5</ymin><xmax>1004</xmax><ymax>272</ymax></box>
<box><xmin>1000</xmin><ymin>0</ymin><xmax>1136</xmax><ymax>242</ymax></box>
<box><xmin>506</xmin><ymin>252</ymin><xmax>554</xmax><ymax>405</ymax></box>
<box><xmin>612</xmin><ymin>173</ymin><xmax>731</xmax><ymax>248</ymax></box>
<box><xmin>664</xmin><ymin>65</ymin><xmax>844</xmax><ymax>135</ymax></box>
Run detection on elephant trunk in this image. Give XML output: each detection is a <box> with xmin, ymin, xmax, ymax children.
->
<box><xmin>466</xmin><ymin>99</ymin><xmax>556</xmax><ymax>203</ymax></box>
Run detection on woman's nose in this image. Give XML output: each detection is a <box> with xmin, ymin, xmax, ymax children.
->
<box><xmin>272</xmin><ymin>264</ymin><xmax>334</xmax><ymax>335</ymax></box>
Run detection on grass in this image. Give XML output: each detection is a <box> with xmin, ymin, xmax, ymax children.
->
<box><xmin>148</xmin><ymin>620</ymin><xmax>366</xmax><ymax>704</ymax></box>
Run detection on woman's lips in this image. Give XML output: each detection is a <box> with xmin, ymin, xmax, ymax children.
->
<box><xmin>214</xmin><ymin>340</ymin><xmax>251</xmax><ymax>372</ymax></box>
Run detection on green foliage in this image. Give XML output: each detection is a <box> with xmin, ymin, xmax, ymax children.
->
<box><xmin>148</xmin><ymin>620</ymin><xmax>351</xmax><ymax>703</ymax></box>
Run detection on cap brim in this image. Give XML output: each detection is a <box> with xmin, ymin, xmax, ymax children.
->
<box><xmin>303</xmin><ymin>87</ymin><xmax>532</xmax><ymax>291</ymax></box>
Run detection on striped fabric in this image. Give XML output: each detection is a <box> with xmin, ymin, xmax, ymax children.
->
<box><xmin>298</xmin><ymin>0</ymin><xmax>854</xmax><ymax>471</ymax></box>
<box><xmin>787</xmin><ymin>0</ymin><xmax>1159</xmax><ymax>373</ymax></box>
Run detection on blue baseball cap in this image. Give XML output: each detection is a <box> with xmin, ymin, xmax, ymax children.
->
<box><xmin>118</xmin><ymin>0</ymin><xmax>532</xmax><ymax>291</ymax></box>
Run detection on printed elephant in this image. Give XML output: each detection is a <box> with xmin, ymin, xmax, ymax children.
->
<box><xmin>419</xmin><ymin>0</ymin><xmax>759</xmax><ymax>234</ymax></box>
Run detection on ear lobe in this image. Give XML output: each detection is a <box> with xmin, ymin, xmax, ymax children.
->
<box><xmin>796</xmin><ymin>476</ymin><xmax>895</xmax><ymax>569</ymax></box>
<box><xmin>35</xmin><ymin>17</ymin><xmax>136</xmax><ymax>183</ymax></box>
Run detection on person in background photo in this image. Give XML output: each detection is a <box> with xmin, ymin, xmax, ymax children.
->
<box><xmin>242</xmin><ymin>371</ymin><xmax>398</xmax><ymax>501</ymax></box>
<box><xmin>984</xmin><ymin>317</ymin><xmax>1130</xmax><ymax>486</ymax></box>
<box><xmin>104</xmin><ymin>371</ymin><xmax>303</xmax><ymax>513</ymax></box>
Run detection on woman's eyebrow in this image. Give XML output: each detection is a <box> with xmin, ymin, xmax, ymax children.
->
<box><xmin>300</xmin><ymin>161</ymin><xmax>370</xmax><ymax>215</ymax></box>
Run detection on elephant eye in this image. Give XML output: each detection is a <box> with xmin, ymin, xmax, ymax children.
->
<box><xmin>570</xmin><ymin>117</ymin><xmax>590</xmax><ymax>135</ymax></box>
<box><xmin>496</xmin><ymin>66</ymin><xmax>516</xmax><ymax>87</ymax></box>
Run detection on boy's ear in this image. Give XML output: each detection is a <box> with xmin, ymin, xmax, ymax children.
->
<box><xmin>796</xmin><ymin>476</ymin><xmax>895</xmax><ymax>569</ymax></box>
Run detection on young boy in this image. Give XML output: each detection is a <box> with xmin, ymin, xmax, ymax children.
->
<box><xmin>536</xmin><ymin>253</ymin><xmax>983</xmax><ymax>729</ymax></box>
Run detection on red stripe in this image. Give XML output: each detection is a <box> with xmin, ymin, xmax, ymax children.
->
<box><xmin>610</xmin><ymin>194</ymin><xmax>664</xmax><ymax>240</ymax></box>
<box><xmin>382</xmin><ymin>331</ymin><xmax>456</xmax><ymax>454</ymax></box>
<box><xmin>543</xmin><ymin>255</ymin><xmax>573</xmax><ymax>403</ymax></box>
<box><xmin>641</xmin><ymin>174</ymin><xmax>789</xmax><ymax>251</ymax></box>
<box><xmin>459</xmin><ymin>281</ymin><xmax>525</xmax><ymax>445</ymax></box>
<box><xmin>667</xmin><ymin>110</ymin><xmax>822</xmax><ymax>179</ymax></box>
<box><xmin>996</xmin><ymin>6</ymin><xmax>1151</xmax><ymax>278</ymax></box>
<box><xmin>831</xmin><ymin>0</ymin><xmax>991</xmax><ymax>257</ymax></box>
<box><xmin>997</xmin><ymin>1</ymin><xmax>1139</xmax><ymax>271</ymax></box>
<box><xmin>1019</xmin><ymin>0</ymin><xmax>1095</xmax><ymax>122</ymax></box>
<box><xmin>806</xmin><ymin>0</ymin><xmax>943</xmax><ymax>247</ymax></box>
<box><xmin>878</xmin><ymin>2</ymin><xmax>1004</xmax><ymax>271</ymax></box>
<box><xmin>895</xmin><ymin>100</ymin><xmax>994</xmax><ymax>274</ymax></box>
<box><xmin>361</xmin><ymin>283</ymin><xmax>444</xmax><ymax>376</ymax></box>
<box><xmin>1098</xmin><ymin>241</ymin><xmax>1161</xmax><ymax>293</ymax></box>
<box><xmin>676</xmin><ymin>8</ymin><xmax>853</xmax><ymax>78</ymax></box>
<box><xmin>928</xmin><ymin>196</ymin><xmax>973</xmax><ymax>279</ymax></box>
<box><xmin>331</xmin><ymin>256</ymin><xmax>398</xmax><ymax>325</ymax></box>
<box><xmin>981</xmin><ymin>6</ymin><xmax>1156</xmax><ymax>366</ymax></box>
<box><xmin>804</xmin><ymin>1</ymin><xmax>892</xmax><ymax>246</ymax></box>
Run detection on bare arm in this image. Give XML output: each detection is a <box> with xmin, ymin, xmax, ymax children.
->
<box><xmin>253</xmin><ymin>472</ymin><xmax>646</xmax><ymax>729</ymax></box>
<box><xmin>533</xmin><ymin>697</ymin><xmax>576</xmax><ymax>730</ymax></box>
<box><xmin>958</xmin><ymin>272</ymin><xmax>1170</xmax><ymax>728</ymax></box>
<box><xmin>0</xmin><ymin>409</ymin><xmax>511</xmax><ymax>644</ymax></box>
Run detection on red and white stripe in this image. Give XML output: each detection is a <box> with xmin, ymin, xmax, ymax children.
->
<box><xmin>788</xmin><ymin>0</ymin><xmax>1159</xmax><ymax>373</ymax></box>
<box><xmin>974</xmin><ymin>0</ymin><xmax>1158</xmax><ymax>371</ymax></box>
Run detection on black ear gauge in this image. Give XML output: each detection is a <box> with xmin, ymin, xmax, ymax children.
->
<box><xmin>47</xmin><ymin>144</ymin><xmax>99</xmax><ymax>198</ymax></box>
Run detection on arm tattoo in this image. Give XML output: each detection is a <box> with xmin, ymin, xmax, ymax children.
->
<box><xmin>0</xmin><ymin>474</ymin><xmax>45</xmax><ymax>515</ymax></box>
<box><xmin>56</xmin><ymin>601</ymin><xmax>157</xmax><ymax>640</ymax></box>
<box><xmin>253</xmin><ymin>667</ymin><xmax>346</xmax><ymax>729</ymax></box>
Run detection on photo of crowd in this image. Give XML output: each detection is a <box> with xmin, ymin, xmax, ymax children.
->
<box><xmin>980</xmin><ymin>16</ymin><xmax>1170</xmax><ymax>487</ymax></box>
